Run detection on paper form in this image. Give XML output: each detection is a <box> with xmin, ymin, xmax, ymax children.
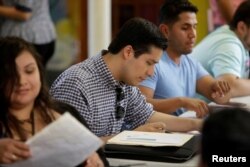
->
<box><xmin>107</xmin><ymin>131</ymin><xmax>193</xmax><ymax>147</ymax></box>
<box><xmin>2</xmin><ymin>113</ymin><xmax>102</xmax><ymax>167</ymax></box>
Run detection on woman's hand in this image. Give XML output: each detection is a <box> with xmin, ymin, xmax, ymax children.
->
<box><xmin>0</xmin><ymin>138</ymin><xmax>31</xmax><ymax>164</ymax></box>
<box><xmin>84</xmin><ymin>152</ymin><xmax>104</xmax><ymax>167</ymax></box>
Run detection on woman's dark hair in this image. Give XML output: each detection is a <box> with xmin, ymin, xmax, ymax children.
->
<box><xmin>201</xmin><ymin>108</ymin><xmax>250</xmax><ymax>166</ymax></box>
<box><xmin>108</xmin><ymin>17</ymin><xmax>167</xmax><ymax>58</ymax></box>
<box><xmin>159</xmin><ymin>0</ymin><xmax>198</xmax><ymax>25</ymax></box>
<box><xmin>0</xmin><ymin>37</ymin><xmax>55</xmax><ymax>141</ymax></box>
<box><xmin>230</xmin><ymin>1</ymin><xmax>250</xmax><ymax>30</ymax></box>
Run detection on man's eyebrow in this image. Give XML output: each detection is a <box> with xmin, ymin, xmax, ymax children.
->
<box><xmin>182</xmin><ymin>22</ymin><xmax>197</xmax><ymax>26</ymax></box>
<box><xmin>151</xmin><ymin>59</ymin><xmax>159</xmax><ymax>64</ymax></box>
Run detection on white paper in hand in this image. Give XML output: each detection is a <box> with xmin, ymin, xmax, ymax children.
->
<box><xmin>3</xmin><ymin>112</ymin><xmax>102</xmax><ymax>167</ymax></box>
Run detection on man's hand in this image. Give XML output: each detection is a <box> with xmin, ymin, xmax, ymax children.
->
<box><xmin>211</xmin><ymin>80</ymin><xmax>231</xmax><ymax>98</ymax></box>
<box><xmin>134</xmin><ymin>122</ymin><xmax>167</xmax><ymax>133</ymax></box>
<box><xmin>180</xmin><ymin>97</ymin><xmax>209</xmax><ymax>118</ymax></box>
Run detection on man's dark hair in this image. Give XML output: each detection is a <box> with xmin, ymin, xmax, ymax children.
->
<box><xmin>230</xmin><ymin>1</ymin><xmax>250</xmax><ymax>30</ymax></box>
<box><xmin>201</xmin><ymin>108</ymin><xmax>250</xmax><ymax>166</ymax></box>
<box><xmin>159</xmin><ymin>0</ymin><xmax>198</xmax><ymax>25</ymax></box>
<box><xmin>108</xmin><ymin>17</ymin><xmax>167</xmax><ymax>58</ymax></box>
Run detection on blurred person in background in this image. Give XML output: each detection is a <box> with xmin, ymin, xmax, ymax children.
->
<box><xmin>191</xmin><ymin>1</ymin><xmax>250</xmax><ymax>98</ymax></box>
<box><xmin>215</xmin><ymin>0</ymin><xmax>245</xmax><ymax>24</ymax></box>
<box><xmin>0</xmin><ymin>0</ymin><xmax>56</xmax><ymax>67</ymax></box>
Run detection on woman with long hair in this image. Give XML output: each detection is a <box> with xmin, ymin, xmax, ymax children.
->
<box><xmin>0</xmin><ymin>37</ymin><xmax>105</xmax><ymax>167</ymax></box>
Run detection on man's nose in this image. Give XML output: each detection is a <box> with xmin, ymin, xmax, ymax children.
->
<box><xmin>147</xmin><ymin>65</ymin><xmax>155</xmax><ymax>77</ymax></box>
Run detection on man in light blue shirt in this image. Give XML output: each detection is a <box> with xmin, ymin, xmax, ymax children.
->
<box><xmin>191</xmin><ymin>1</ymin><xmax>250</xmax><ymax>98</ymax></box>
<box><xmin>140</xmin><ymin>51</ymin><xmax>210</xmax><ymax>116</ymax></box>
<box><xmin>139</xmin><ymin>0</ymin><xmax>231</xmax><ymax>117</ymax></box>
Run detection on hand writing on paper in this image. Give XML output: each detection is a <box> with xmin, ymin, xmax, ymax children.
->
<box><xmin>211</xmin><ymin>80</ymin><xmax>231</xmax><ymax>99</ymax></box>
<box><xmin>134</xmin><ymin>122</ymin><xmax>167</xmax><ymax>133</ymax></box>
<box><xmin>0</xmin><ymin>138</ymin><xmax>31</xmax><ymax>164</ymax></box>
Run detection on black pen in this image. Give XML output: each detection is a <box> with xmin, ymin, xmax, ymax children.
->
<box><xmin>109</xmin><ymin>163</ymin><xmax>146</xmax><ymax>167</ymax></box>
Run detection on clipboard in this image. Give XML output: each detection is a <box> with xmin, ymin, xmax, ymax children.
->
<box><xmin>104</xmin><ymin>134</ymin><xmax>201</xmax><ymax>162</ymax></box>
<box><xmin>106</xmin><ymin>131</ymin><xmax>194</xmax><ymax>147</ymax></box>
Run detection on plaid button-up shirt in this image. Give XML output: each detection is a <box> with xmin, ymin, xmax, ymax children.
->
<box><xmin>50</xmin><ymin>52</ymin><xmax>154</xmax><ymax>137</ymax></box>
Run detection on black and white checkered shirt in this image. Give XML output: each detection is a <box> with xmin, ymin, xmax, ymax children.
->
<box><xmin>50</xmin><ymin>52</ymin><xmax>154</xmax><ymax>137</ymax></box>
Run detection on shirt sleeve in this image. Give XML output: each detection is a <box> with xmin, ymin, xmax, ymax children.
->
<box><xmin>124</xmin><ymin>86</ymin><xmax>154</xmax><ymax>130</ymax></box>
<box><xmin>50</xmin><ymin>75</ymin><xmax>92</xmax><ymax>127</ymax></box>
<box><xmin>196</xmin><ymin>60</ymin><xmax>209</xmax><ymax>79</ymax></box>
<box><xmin>208</xmin><ymin>43</ymin><xmax>243</xmax><ymax>78</ymax></box>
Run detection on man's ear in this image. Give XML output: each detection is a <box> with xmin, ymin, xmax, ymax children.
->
<box><xmin>237</xmin><ymin>21</ymin><xmax>248</xmax><ymax>37</ymax></box>
<box><xmin>122</xmin><ymin>45</ymin><xmax>134</xmax><ymax>60</ymax></box>
<box><xmin>159</xmin><ymin>24</ymin><xmax>169</xmax><ymax>39</ymax></box>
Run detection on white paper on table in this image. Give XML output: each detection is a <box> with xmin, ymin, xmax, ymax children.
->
<box><xmin>229</xmin><ymin>96</ymin><xmax>250</xmax><ymax>109</ymax></box>
<box><xmin>209</xmin><ymin>102</ymin><xmax>247</xmax><ymax>108</ymax></box>
<box><xmin>107</xmin><ymin>131</ymin><xmax>193</xmax><ymax>147</ymax></box>
<box><xmin>179</xmin><ymin>111</ymin><xmax>197</xmax><ymax>118</ymax></box>
<box><xmin>2</xmin><ymin>112</ymin><xmax>102</xmax><ymax>167</ymax></box>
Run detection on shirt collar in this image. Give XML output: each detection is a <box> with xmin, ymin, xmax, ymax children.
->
<box><xmin>94</xmin><ymin>51</ymin><xmax>124</xmax><ymax>89</ymax></box>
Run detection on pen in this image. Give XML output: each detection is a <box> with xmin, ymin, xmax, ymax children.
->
<box><xmin>125</xmin><ymin>137</ymin><xmax>156</xmax><ymax>141</ymax></box>
<box><xmin>110</xmin><ymin>163</ymin><xmax>146</xmax><ymax>167</ymax></box>
<box><xmin>165</xmin><ymin>129</ymin><xmax>171</xmax><ymax>133</ymax></box>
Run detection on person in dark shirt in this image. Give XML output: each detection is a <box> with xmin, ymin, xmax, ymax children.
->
<box><xmin>199</xmin><ymin>107</ymin><xmax>250</xmax><ymax>167</ymax></box>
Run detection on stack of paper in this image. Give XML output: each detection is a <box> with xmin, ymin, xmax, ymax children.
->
<box><xmin>2</xmin><ymin>113</ymin><xmax>103</xmax><ymax>167</ymax></box>
<box><xmin>230</xmin><ymin>96</ymin><xmax>250</xmax><ymax>108</ymax></box>
<box><xmin>208</xmin><ymin>101</ymin><xmax>249</xmax><ymax>113</ymax></box>
<box><xmin>209</xmin><ymin>101</ymin><xmax>247</xmax><ymax>108</ymax></box>
<box><xmin>107</xmin><ymin>131</ymin><xmax>193</xmax><ymax>147</ymax></box>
